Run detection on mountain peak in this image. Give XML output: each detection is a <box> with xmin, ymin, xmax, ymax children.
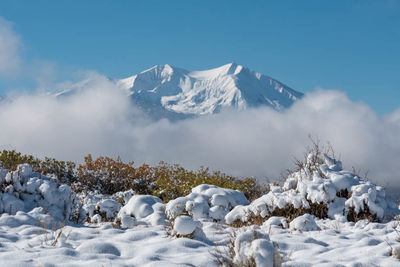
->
<box><xmin>56</xmin><ymin>63</ymin><xmax>303</xmax><ymax>120</ymax></box>
<box><xmin>210</xmin><ymin>62</ymin><xmax>243</xmax><ymax>75</ymax></box>
<box><xmin>222</xmin><ymin>62</ymin><xmax>243</xmax><ymax>75</ymax></box>
<box><xmin>142</xmin><ymin>64</ymin><xmax>175</xmax><ymax>75</ymax></box>
<box><xmin>116</xmin><ymin>63</ymin><xmax>303</xmax><ymax>119</ymax></box>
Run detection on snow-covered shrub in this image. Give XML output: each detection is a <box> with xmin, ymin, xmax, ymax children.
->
<box><xmin>172</xmin><ymin>215</ymin><xmax>200</xmax><ymax>236</ymax></box>
<box><xmin>393</xmin><ymin>245</ymin><xmax>400</xmax><ymax>260</ymax></box>
<box><xmin>289</xmin><ymin>214</ymin><xmax>320</xmax><ymax>232</ymax></box>
<box><xmin>262</xmin><ymin>216</ymin><xmax>288</xmax><ymax>230</ymax></box>
<box><xmin>233</xmin><ymin>229</ymin><xmax>275</xmax><ymax>267</ymax></box>
<box><xmin>392</xmin><ymin>223</ymin><xmax>400</xmax><ymax>259</ymax></box>
<box><xmin>117</xmin><ymin>194</ymin><xmax>166</xmax><ymax>227</ymax></box>
<box><xmin>1</xmin><ymin>150</ymin><xmax>266</xmax><ymax>206</ymax></box>
<box><xmin>213</xmin><ymin>227</ymin><xmax>277</xmax><ymax>267</ymax></box>
<box><xmin>0</xmin><ymin>149</ymin><xmax>76</xmax><ymax>183</ymax></box>
<box><xmin>226</xmin><ymin>148</ymin><xmax>398</xmax><ymax>226</ymax></box>
<box><xmin>0</xmin><ymin>164</ymin><xmax>77</xmax><ymax>222</ymax></box>
<box><xmin>166</xmin><ymin>184</ymin><xmax>248</xmax><ymax>223</ymax></box>
<box><xmin>153</xmin><ymin>163</ymin><xmax>266</xmax><ymax>202</ymax></box>
<box><xmin>78</xmin><ymin>189</ymin><xmax>135</xmax><ymax>223</ymax></box>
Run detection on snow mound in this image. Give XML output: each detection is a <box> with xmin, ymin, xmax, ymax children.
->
<box><xmin>392</xmin><ymin>244</ymin><xmax>400</xmax><ymax>259</ymax></box>
<box><xmin>233</xmin><ymin>228</ymin><xmax>275</xmax><ymax>267</ymax></box>
<box><xmin>262</xmin><ymin>216</ymin><xmax>288</xmax><ymax>229</ymax></box>
<box><xmin>77</xmin><ymin>241</ymin><xmax>121</xmax><ymax>256</ymax></box>
<box><xmin>166</xmin><ymin>184</ymin><xmax>248</xmax><ymax>222</ymax></box>
<box><xmin>173</xmin><ymin>215</ymin><xmax>200</xmax><ymax>235</ymax></box>
<box><xmin>118</xmin><ymin>195</ymin><xmax>167</xmax><ymax>227</ymax></box>
<box><xmin>0</xmin><ymin>164</ymin><xmax>75</xmax><ymax>223</ymax></box>
<box><xmin>289</xmin><ymin>214</ymin><xmax>320</xmax><ymax>231</ymax></box>
<box><xmin>226</xmin><ymin>154</ymin><xmax>399</xmax><ymax>225</ymax></box>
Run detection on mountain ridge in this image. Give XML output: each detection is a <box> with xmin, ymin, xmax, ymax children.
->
<box><xmin>54</xmin><ymin>63</ymin><xmax>303</xmax><ymax>120</ymax></box>
<box><xmin>114</xmin><ymin>63</ymin><xmax>303</xmax><ymax>119</ymax></box>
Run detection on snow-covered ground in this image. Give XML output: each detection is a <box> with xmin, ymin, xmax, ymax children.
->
<box><xmin>1</xmin><ymin>211</ymin><xmax>399</xmax><ymax>266</ymax></box>
<box><xmin>0</xmin><ymin>155</ymin><xmax>400</xmax><ymax>266</ymax></box>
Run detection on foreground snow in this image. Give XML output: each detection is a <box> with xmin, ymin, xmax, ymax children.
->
<box><xmin>0</xmin><ymin>155</ymin><xmax>400</xmax><ymax>266</ymax></box>
<box><xmin>0</xmin><ymin>213</ymin><xmax>399</xmax><ymax>266</ymax></box>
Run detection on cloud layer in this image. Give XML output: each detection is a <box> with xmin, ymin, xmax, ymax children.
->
<box><xmin>0</xmin><ymin>17</ymin><xmax>21</xmax><ymax>77</ymax></box>
<box><xmin>0</xmin><ymin>75</ymin><xmax>399</xmax><ymax>193</ymax></box>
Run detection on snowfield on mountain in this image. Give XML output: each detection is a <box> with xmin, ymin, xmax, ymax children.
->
<box><xmin>56</xmin><ymin>63</ymin><xmax>303</xmax><ymax>120</ymax></box>
<box><xmin>0</xmin><ymin>152</ymin><xmax>399</xmax><ymax>266</ymax></box>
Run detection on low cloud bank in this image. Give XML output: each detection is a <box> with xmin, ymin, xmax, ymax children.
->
<box><xmin>0</xmin><ymin>74</ymin><xmax>399</xmax><ymax>193</ymax></box>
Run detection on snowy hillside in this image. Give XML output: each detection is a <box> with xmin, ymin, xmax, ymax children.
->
<box><xmin>114</xmin><ymin>63</ymin><xmax>302</xmax><ymax>119</ymax></box>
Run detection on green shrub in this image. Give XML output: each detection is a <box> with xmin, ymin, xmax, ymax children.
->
<box><xmin>75</xmin><ymin>156</ymin><xmax>267</xmax><ymax>201</ymax></box>
<box><xmin>151</xmin><ymin>162</ymin><xmax>267</xmax><ymax>202</ymax></box>
<box><xmin>0</xmin><ymin>150</ymin><xmax>41</xmax><ymax>170</ymax></box>
<box><xmin>75</xmin><ymin>154</ymin><xmax>155</xmax><ymax>195</ymax></box>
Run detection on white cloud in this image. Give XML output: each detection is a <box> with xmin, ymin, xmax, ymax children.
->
<box><xmin>0</xmin><ymin>17</ymin><xmax>22</xmax><ymax>77</ymax></box>
<box><xmin>0</xmin><ymin>77</ymin><xmax>399</xmax><ymax>194</ymax></box>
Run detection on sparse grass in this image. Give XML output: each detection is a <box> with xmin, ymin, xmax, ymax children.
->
<box><xmin>36</xmin><ymin>220</ymin><xmax>70</xmax><ymax>247</ymax></box>
<box><xmin>291</xmin><ymin>135</ymin><xmax>334</xmax><ymax>179</ymax></box>
<box><xmin>330</xmin><ymin>221</ymin><xmax>341</xmax><ymax>233</ymax></box>
<box><xmin>394</xmin><ymin>222</ymin><xmax>400</xmax><ymax>259</ymax></box>
<box><xmin>211</xmin><ymin>232</ymin><xmax>256</xmax><ymax>267</ymax></box>
<box><xmin>386</xmin><ymin>222</ymin><xmax>400</xmax><ymax>259</ymax></box>
<box><xmin>347</xmin><ymin>203</ymin><xmax>378</xmax><ymax>223</ymax></box>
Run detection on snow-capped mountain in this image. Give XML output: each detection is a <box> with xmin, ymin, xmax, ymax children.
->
<box><xmin>115</xmin><ymin>63</ymin><xmax>302</xmax><ymax>119</ymax></box>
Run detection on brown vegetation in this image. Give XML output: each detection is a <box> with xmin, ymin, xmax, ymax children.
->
<box><xmin>0</xmin><ymin>150</ymin><xmax>267</xmax><ymax>203</ymax></box>
<box><xmin>230</xmin><ymin>202</ymin><xmax>328</xmax><ymax>228</ymax></box>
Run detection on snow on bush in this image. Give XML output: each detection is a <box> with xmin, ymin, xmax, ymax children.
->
<box><xmin>226</xmin><ymin>153</ymin><xmax>398</xmax><ymax>225</ymax></box>
<box><xmin>166</xmin><ymin>184</ymin><xmax>248</xmax><ymax>223</ymax></box>
<box><xmin>393</xmin><ymin>244</ymin><xmax>400</xmax><ymax>260</ymax></box>
<box><xmin>233</xmin><ymin>228</ymin><xmax>275</xmax><ymax>267</ymax></box>
<box><xmin>173</xmin><ymin>215</ymin><xmax>200</xmax><ymax>236</ymax></box>
<box><xmin>289</xmin><ymin>214</ymin><xmax>320</xmax><ymax>232</ymax></box>
<box><xmin>0</xmin><ymin>164</ymin><xmax>75</xmax><ymax>223</ymax></box>
<box><xmin>117</xmin><ymin>194</ymin><xmax>166</xmax><ymax>227</ymax></box>
<box><xmin>262</xmin><ymin>216</ymin><xmax>288</xmax><ymax>229</ymax></box>
<box><xmin>80</xmin><ymin>194</ymin><xmax>121</xmax><ymax>223</ymax></box>
<box><xmin>78</xmin><ymin>189</ymin><xmax>135</xmax><ymax>223</ymax></box>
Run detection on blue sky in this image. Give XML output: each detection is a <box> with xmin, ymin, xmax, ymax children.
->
<box><xmin>0</xmin><ymin>0</ymin><xmax>399</xmax><ymax>113</ymax></box>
